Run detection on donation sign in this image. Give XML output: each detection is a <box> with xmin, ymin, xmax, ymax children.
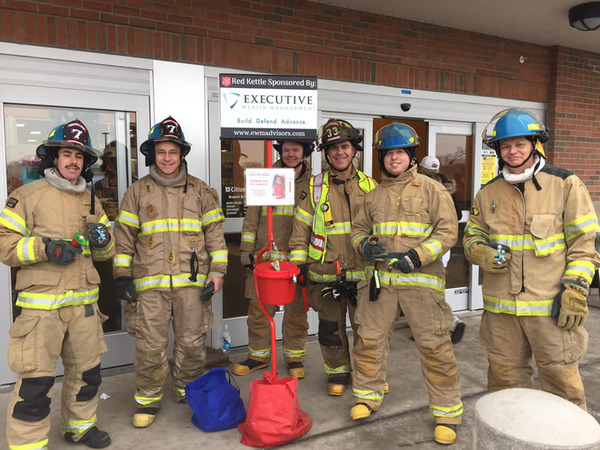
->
<box><xmin>219</xmin><ymin>74</ymin><xmax>318</xmax><ymax>140</ymax></box>
<box><xmin>245</xmin><ymin>168</ymin><xmax>295</xmax><ymax>206</ymax></box>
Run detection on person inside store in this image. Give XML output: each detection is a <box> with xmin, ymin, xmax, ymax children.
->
<box><xmin>112</xmin><ymin>116</ymin><xmax>228</xmax><ymax>428</ymax></box>
<box><xmin>233</xmin><ymin>140</ymin><xmax>314</xmax><ymax>378</ymax></box>
<box><xmin>0</xmin><ymin>119</ymin><xmax>114</xmax><ymax>449</ymax></box>
<box><xmin>289</xmin><ymin>119</ymin><xmax>377</xmax><ymax>397</ymax></box>
<box><xmin>464</xmin><ymin>108</ymin><xmax>600</xmax><ymax>410</ymax></box>
<box><xmin>418</xmin><ymin>155</ymin><xmax>466</xmax><ymax>344</ymax></box>
<box><xmin>94</xmin><ymin>140</ymin><xmax>120</xmax><ymax>221</ymax></box>
<box><xmin>350</xmin><ymin>122</ymin><xmax>463</xmax><ymax>445</ymax></box>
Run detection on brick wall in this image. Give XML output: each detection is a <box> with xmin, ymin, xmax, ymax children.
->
<box><xmin>548</xmin><ymin>47</ymin><xmax>600</xmax><ymax>199</ymax></box>
<box><xmin>1</xmin><ymin>0</ymin><xmax>551</xmax><ymax>101</ymax></box>
<box><xmin>1</xmin><ymin>0</ymin><xmax>599</xmax><ymax>198</ymax></box>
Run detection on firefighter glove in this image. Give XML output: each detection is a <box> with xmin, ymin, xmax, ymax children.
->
<box><xmin>201</xmin><ymin>281</ymin><xmax>215</xmax><ymax>301</ymax></box>
<box><xmin>115</xmin><ymin>276</ymin><xmax>138</xmax><ymax>302</ymax></box>
<box><xmin>296</xmin><ymin>263</ymin><xmax>308</xmax><ymax>287</ymax></box>
<box><xmin>468</xmin><ymin>242</ymin><xmax>512</xmax><ymax>273</ymax></box>
<box><xmin>358</xmin><ymin>237</ymin><xmax>386</xmax><ymax>262</ymax></box>
<box><xmin>552</xmin><ymin>283</ymin><xmax>588</xmax><ymax>330</ymax></box>
<box><xmin>87</xmin><ymin>223</ymin><xmax>111</xmax><ymax>248</ymax></box>
<box><xmin>240</xmin><ymin>251</ymin><xmax>254</xmax><ymax>269</ymax></box>
<box><xmin>43</xmin><ymin>238</ymin><xmax>82</xmax><ymax>266</ymax></box>
<box><xmin>389</xmin><ymin>249</ymin><xmax>421</xmax><ymax>274</ymax></box>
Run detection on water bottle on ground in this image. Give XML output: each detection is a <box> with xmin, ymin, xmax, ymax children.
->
<box><xmin>222</xmin><ymin>324</ymin><xmax>231</xmax><ymax>354</ymax></box>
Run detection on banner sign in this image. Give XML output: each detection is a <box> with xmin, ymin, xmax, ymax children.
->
<box><xmin>219</xmin><ymin>74</ymin><xmax>318</xmax><ymax>141</ymax></box>
<box><xmin>245</xmin><ymin>168</ymin><xmax>295</xmax><ymax>206</ymax></box>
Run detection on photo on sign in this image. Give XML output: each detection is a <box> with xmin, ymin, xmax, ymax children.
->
<box><xmin>245</xmin><ymin>168</ymin><xmax>295</xmax><ymax>206</ymax></box>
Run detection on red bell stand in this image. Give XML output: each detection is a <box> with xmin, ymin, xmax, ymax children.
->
<box><xmin>252</xmin><ymin>140</ymin><xmax>309</xmax><ymax>380</ymax></box>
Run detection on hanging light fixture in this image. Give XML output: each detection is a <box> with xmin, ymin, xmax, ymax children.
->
<box><xmin>569</xmin><ymin>2</ymin><xmax>600</xmax><ymax>31</ymax></box>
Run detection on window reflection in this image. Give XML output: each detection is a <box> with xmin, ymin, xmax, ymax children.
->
<box><xmin>94</xmin><ymin>140</ymin><xmax>123</xmax><ymax>221</ymax></box>
<box><xmin>436</xmin><ymin>134</ymin><xmax>473</xmax><ymax>212</ymax></box>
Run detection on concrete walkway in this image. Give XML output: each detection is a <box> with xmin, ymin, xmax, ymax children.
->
<box><xmin>2</xmin><ymin>305</ymin><xmax>600</xmax><ymax>449</ymax></box>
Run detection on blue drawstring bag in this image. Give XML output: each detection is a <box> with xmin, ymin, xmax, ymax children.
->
<box><xmin>185</xmin><ymin>367</ymin><xmax>246</xmax><ymax>432</ymax></box>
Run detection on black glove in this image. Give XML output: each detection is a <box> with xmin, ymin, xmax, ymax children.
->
<box><xmin>389</xmin><ymin>249</ymin><xmax>422</xmax><ymax>274</ymax></box>
<box><xmin>201</xmin><ymin>281</ymin><xmax>215</xmax><ymax>301</ymax></box>
<box><xmin>87</xmin><ymin>223</ymin><xmax>111</xmax><ymax>248</ymax></box>
<box><xmin>115</xmin><ymin>276</ymin><xmax>137</xmax><ymax>302</ymax></box>
<box><xmin>43</xmin><ymin>238</ymin><xmax>82</xmax><ymax>266</ymax></box>
<box><xmin>296</xmin><ymin>263</ymin><xmax>308</xmax><ymax>287</ymax></box>
<box><xmin>358</xmin><ymin>237</ymin><xmax>386</xmax><ymax>262</ymax></box>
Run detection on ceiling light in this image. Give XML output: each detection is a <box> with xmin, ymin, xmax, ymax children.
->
<box><xmin>569</xmin><ymin>2</ymin><xmax>600</xmax><ymax>31</ymax></box>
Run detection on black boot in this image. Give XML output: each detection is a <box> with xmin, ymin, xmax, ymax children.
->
<box><xmin>65</xmin><ymin>426</ymin><xmax>111</xmax><ymax>448</ymax></box>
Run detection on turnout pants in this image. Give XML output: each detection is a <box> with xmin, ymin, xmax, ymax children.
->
<box><xmin>352</xmin><ymin>286</ymin><xmax>463</xmax><ymax>424</ymax></box>
<box><xmin>6</xmin><ymin>304</ymin><xmax>108</xmax><ymax>450</ymax></box>
<box><xmin>307</xmin><ymin>281</ymin><xmax>357</xmax><ymax>380</ymax></box>
<box><xmin>245</xmin><ymin>274</ymin><xmax>309</xmax><ymax>364</ymax></box>
<box><xmin>480</xmin><ymin>310</ymin><xmax>588</xmax><ymax>410</ymax></box>
<box><xmin>124</xmin><ymin>285</ymin><xmax>214</xmax><ymax>405</ymax></box>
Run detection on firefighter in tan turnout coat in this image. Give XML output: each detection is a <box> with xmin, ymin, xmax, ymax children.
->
<box><xmin>350</xmin><ymin>122</ymin><xmax>463</xmax><ymax>445</ymax></box>
<box><xmin>464</xmin><ymin>108</ymin><xmax>600</xmax><ymax>410</ymax></box>
<box><xmin>289</xmin><ymin>119</ymin><xmax>376</xmax><ymax>397</ymax></box>
<box><xmin>113</xmin><ymin>117</ymin><xmax>227</xmax><ymax>428</ymax></box>
<box><xmin>0</xmin><ymin>120</ymin><xmax>114</xmax><ymax>449</ymax></box>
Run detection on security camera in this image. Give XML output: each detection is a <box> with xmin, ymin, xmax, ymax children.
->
<box><xmin>401</xmin><ymin>103</ymin><xmax>411</xmax><ymax>112</ymax></box>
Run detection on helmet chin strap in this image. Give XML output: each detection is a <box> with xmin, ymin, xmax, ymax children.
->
<box><xmin>282</xmin><ymin>158</ymin><xmax>304</xmax><ymax>169</ymax></box>
<box><xmin>502</xmin><ymin>149</ymin><xmax>535</xmax><ymax>169</ymax></box>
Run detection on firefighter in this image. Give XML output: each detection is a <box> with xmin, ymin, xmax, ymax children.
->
<box><xmin>289</xmin><ymin>119</ymin><xmax>376</xmax><ymax>396</ymax></box>
<box><xmin>233</xmin><ymin>140</ymin><xmax>313</xmax><ymax>378</ymax></box>
<box><xmin>0</xmin><ymin>119</ymin><xmax>114</xmax><ymax>449</ymax></box>
<box><xmin>113</xmin><ymin>116</ymin><xmax>227</xmax><ymax>428</ymax></box>
<box><xmin>350</xmin><ymin>122</ymin><xmax>463</xmax><ymax>445</ymax></box>
<box><xmin>464</xmin><ymin>108</ymin><xmax>600</xmax><ymax>410</ymax></box>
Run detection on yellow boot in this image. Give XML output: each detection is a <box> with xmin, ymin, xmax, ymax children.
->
<box><xmin>287</xmin><ymin>362</ymin><xmax>305</xmax><ymax>379</ymax></box>
<box><xmin>327</xmin><ymin>374</ymin><xmax>350</xmax><ymax>396</ymax></box>
<box><xmin>133</xmin><ymin>407</ymin><xmax>159</xmax><ymax>428</ymax></box>
<box><xmin>327</xmin><ymin>383</ymin><xmax>346</xmax><ymax>396</ymax></box>
<box><xmin>350</xmin><ymin>403</ymin><xmax>373</xmax><ymax>420</ymax></box>
<box><xmin>434</xmin><ymin>424</ymin><xmax>457</xmax><ymax>445</ymax></box>
<box><xmin>232</xmin><ymin>358</ymin><xmax>268</xmax><ymax>376</ymax></box>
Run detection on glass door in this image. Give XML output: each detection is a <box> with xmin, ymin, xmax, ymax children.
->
<box><xmin>428</xmin><ymin>122</ymin><xmax>474</xmax><ymax>311</ymax></box>
<box><xmin>0</xmin><ymin>86</ymin><xmax>150</xmax><ymax>384</ymax></box>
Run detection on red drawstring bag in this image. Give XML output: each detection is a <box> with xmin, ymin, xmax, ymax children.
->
<box><xmin>238</xmin><ymin>376</ymin><xmax>312</xmax><ymax>448</ymax></box>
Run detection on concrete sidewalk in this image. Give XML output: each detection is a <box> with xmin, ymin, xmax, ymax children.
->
<box><xmin>2</xmin><ymin>306</ymin><xmax>600</xmax><ymax>449</ymax></box>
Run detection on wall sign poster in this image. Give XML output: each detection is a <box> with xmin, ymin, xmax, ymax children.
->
<box><xmin>245</xmin><ymin>168</ymin><xmax>295</xmax><ymax>206</ymax></box>
<box><xmin>480</xmin><ymin>149</ymin><xmax>497</xmax><ymax>187</ymax></box>
<box><xmin>219</xmin><ymin>74</ymin><xmax>318</xmax><ymax>141</ymax></box>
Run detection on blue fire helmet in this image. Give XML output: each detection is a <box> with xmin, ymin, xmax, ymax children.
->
<box><xmin>483</xmin><ymin>108</ymin><xmax>549</xmax><ymax>157</ymax></box>
<box><xmin>374</xmin><ymin>122</ymin><xmax>420</xmax><ymax>152</ymax></box>
<box><xmin>140</xmin><ymin>116</ymin><xmax>191</xmax><ymax>166</ymax></box>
